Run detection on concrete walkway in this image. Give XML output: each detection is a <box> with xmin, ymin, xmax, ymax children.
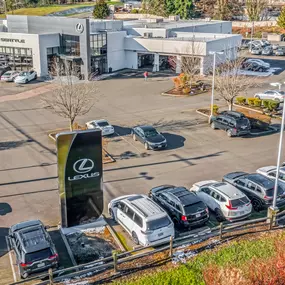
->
<box><xmin>0</xmin><ymin>83</ymin><xmax>58</xmax><ymax>103</ymax></box>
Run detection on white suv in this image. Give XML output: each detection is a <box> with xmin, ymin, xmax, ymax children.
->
<box><xmin>108</xmin><ymin>194</ymin><xmax>174</xmax><ymax>246</ymax></box>
<box><xmin>190</xmin><ymin>181</ymin><xmax>252</xmax><ymax>222</ymax></box>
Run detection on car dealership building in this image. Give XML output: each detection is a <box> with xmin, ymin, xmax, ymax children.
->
<box><xmin>0</xmin><ymin>15</ymin><xmax>241</xmax><ymax>79</ymax></box>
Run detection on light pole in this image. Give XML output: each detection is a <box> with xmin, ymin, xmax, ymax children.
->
<box><xmin>270</xmin><ymin>85</ymin><xmax>285</xmax><ymax>213</ymax></box>
<box><xmin>209</xmin><ymin>51</ymin><xmax>224</xmax><ymax>121</ymax></box>
<box><xmin>270</xmin><ymin>82</ymin><xmax>282</xmax><ymax>91</ymax></box>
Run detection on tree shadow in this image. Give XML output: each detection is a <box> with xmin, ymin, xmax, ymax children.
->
<box><xmin>0</xmin><ymin>227</ymin><xmax>9</xmax><ymax>258</ymax></box>
<box><xmin>162</xmin><ymin>132</ymin><xmax>185</xmax><ymax>150</ymax></box>
<box><xmin>0</xmin><ymin>203</ymin><xmax>12</xmax><ymax>216</ymax></box>
<box><xmin>0</xmin><ymin>140</ymin><xmax>29</xmax><ymax>151</ymax></box>
<box><xmin>113</xmin><ymin>151</ymin><xmax>151</xmax><ymax>160</ymax></box>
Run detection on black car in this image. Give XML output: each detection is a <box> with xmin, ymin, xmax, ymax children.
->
<box><xmin>242</xmin><ymin>61</ymin><xmax>267</xmax><ymax>72</ymax></box>
<box><xmin>8</xmin><ymin>220</ymin><xmax>58</xmax><ymax>279</ymax></box>
<box><xmin>222</xmin><ymin>172</ymin><xmax>285</xmax><ymax>211</ymax></box>
<box><xmin>149</xmin><ymin>185</ymin><xmax>209</xmax><ymax>228</ymax></box>
<box><xmin>0</xmin><ymin>65</ymin><xmax>11</xmax><ymax>76</ymax></box>
<box><xmin>210</xmin><ymin>111</ymin><xmax>251</xmax><ymax>137</ymax></box>
<box><xmin>132</xmin><ymin>125</ymin><xmax>167</xmax><ymax>150</ymax></box>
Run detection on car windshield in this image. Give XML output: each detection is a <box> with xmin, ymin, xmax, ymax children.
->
<box><xmin>265</xmin><ymin>187</ymin><xmax>284</xmax><ymax>197</ymax></box>
<box><xmin>19</xmin><ymin>72</ymin><xmax>27</xmax><ymax>76</ymax></box>
<box><xmin>4</xmin><ymin>72</ymin><xmax>11</xmax><ymax>76</ymax></box>
<box><xmin>184</xmin><ymin>201</ymin><xmax>206</xmax><ymax>215</ymax></box>
<box><xmin>146</xmin><ymin>216</ymin><xmax>171</xmax><ymax>230</ymax></box>
<box><xmin>279</xmin><ymin>91</ymin><xmax>285</xmax><ymax>95</ymax></box>
<box><xmin>25</xmin><ymin>248</ymin><xmax>52</xmax><ymax>263</ymax></box>
<box><xmin>236</xmin><ymin>118</ymin><xmax>250</xmax><ymax>126</ymax></box>
<box><xmin>231</xmin><ymin>197</ymin><xmax>250</xmax><ymax>207</ymax></box>
<box><xmin>97</xmin><ymin>121</ymin><xmax>109</xmax><ymax>127</ymax></box>
<box><xmin>144</xmin><ymin>129</ymin><xmax>158</xmax><ymax>138</ymax></box>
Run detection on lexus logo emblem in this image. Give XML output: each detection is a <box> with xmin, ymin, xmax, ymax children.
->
<box><xmin>75</xmin><ymin>23</ymin><xmax>84</xmax><ymax>34</ymax></box>
<box><xmin>73</xmin><ymin>158</ymin><xmax>94</xmax><ymax>174</ymax></box>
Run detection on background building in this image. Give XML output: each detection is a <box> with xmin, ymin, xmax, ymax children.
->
<box><xmin>0</xmin><ymin>15</ymin><xmax>241</xmax><ymax>78</ymax></box>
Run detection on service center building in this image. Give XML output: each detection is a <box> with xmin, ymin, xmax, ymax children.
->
<box><xmin>0</xmin><ymin>15</ymin><xmax>241</xmax><ymax>79</ymax></box>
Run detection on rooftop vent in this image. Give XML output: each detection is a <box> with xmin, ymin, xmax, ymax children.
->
<box><xmin>169</xmin><ymin>15</ymin><xmax>180</xmax><ymax>21</ymax></box>
<box><xmin>144</xmin><ymin>32</ymin><xmax>153</xmax><ymax>38</ymax></box>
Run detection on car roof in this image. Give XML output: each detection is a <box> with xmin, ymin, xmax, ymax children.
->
<box><xmin>258</xmin><ymin>166</ymin><xmax>276</xmax><ymax>173</ymax></box>
<box><xmin>193</xmin><ymin>180</ymin><xmax>217</xmax><ymax>188</ymax></box>
<box><xmin>221</xmin><ymin>111</ymin><xmax>245</xmax><ymax>119</ymax></box>
<box><xmin>246</xmin><ymin>173</ymin><xmax>274</xmax><ymax>189</ymax></box>
<box><xmin>138</xmin><ymin>125</ymin><xmax>155</xmax><ymax>131</ymax></box>
<box><xmin>167</xmin><ymin>187</ymin><xmax>201</xmax><ymax>205</ymax></box>
<box><xmin>94</xmin><ymin>119</ymin><xmax>108</xmax><ymax>123</ymax></box>
<box><xmin>123</xmin><ymin>195</ymin><xmax>166</xmax><ymax>220</ymax></box>
<box><xmin>211</xmin><ymin>182</ymin><xmax>245</xmax><ymax>199</ymax></box>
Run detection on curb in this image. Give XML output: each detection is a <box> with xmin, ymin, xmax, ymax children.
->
<box><xmin>233</xmin><ymin>103</ymin><xmax>264</xmax><ymax>114</ymax></box>
<box><xmin>103</xmin><ymin>215</ymin><xmax>126</xmax><ymax>252</ymax></box>
<box><xmin>196</xmin><ymin>109</ymin><xmax>210</xmax><ymax>118</ymax></box>
<box><xmin>103</xmin><ymin>149</ymin><xmax>116</xmax><ymax>164</ymax></box>
<box><xmin>59</xmin><ymin>226</ymin><xmax>78</xmax><ymax>269</ymax></box>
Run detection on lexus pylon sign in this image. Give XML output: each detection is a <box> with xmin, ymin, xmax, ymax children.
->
<box><xmin>57</xmin><ymin>129</ymin><xmax>103</xmax><ymax>228</ymax></box>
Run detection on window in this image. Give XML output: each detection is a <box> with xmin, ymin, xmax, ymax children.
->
<box><xmin>25</xmin><ymin>248</ymin><xmax>52</xmax><ymax>263</ymax></box>
<box><xmin>124</xmin><ymin>206</ymin><xmax>135</xmax><ymax>220</ymax></box>
<box><xmin>236</xmin><ymin>179</ymin><xmax>246</xmax><ymax>186</ymax></box>
<box><xmin>90</xmin><ymin>32</ymin><xmax>107</xmax><ymax>56</ymax></box>
<box><xmin>269</xmin><ymin>171</ymin><xmax>276</xmax><ymax>177</ymax></box>
<box><xmin>133</xmin><ymin>213</ymin><xmax>143</xmax><ymax>228</ymax></box>
<box><xmin>201</xmin><ymin>187</ymin><xmax>211</xmax><ymax>195</ymax></box>
<box><xmin>61</xmin><ymin>34</ymin><xmax>80</xmax><ymax>56</ymax></box>
<box><xmin>220</xmin><ymin>196</ymin><xmax>226</xmax><ymax>202</ymax></box>
<box><xmin>211</xmin><ymin>191</ymin><xmax>221</xmax><ymax>201</ymax></box>
<box><xmin>247</xmin><ymin>182</ymin><xmax>256</xmax><ymax>191</ymax></box>
<box><xmin>175</xmin><ymin>204</ymin><xmax>181</xmax><ymax>211</ymax></box>
<box><xmin>146</xmin><ymin>217</ymin><xmax>171</xmax><ymax>230</ymax></box>
<box><xmin>256</xmin><ymin>186</ymin><xmax>262</xmax><ymax>193</ymax></box>
<box><xmin>228</xmin><ymin>121</ymin><xmax>235</xmax><ymax>128</ymax></box>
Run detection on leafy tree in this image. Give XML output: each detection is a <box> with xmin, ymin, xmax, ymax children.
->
<box><xmin>246</xmin><ymin>0</ymin><xmax>267</xmax><ymax>21</ymax></box>
<box><xmin>214</xmin><ymin>0</ymin><xmax>241</xmax><ymax>20</ymax></box>
<box><xmin>277</xmin><ymin>6</ymin><xmax>285</xmax><ymax>28</ymax></box>
<box><xmin>173</xmin><ymin>0</ymin><xmax>193</xmax><ymax>19</ymax></box>
<box><xmin>93</xmin><ymin>0</ymin><xmax>110</xmax><ymax>19</ymax></box>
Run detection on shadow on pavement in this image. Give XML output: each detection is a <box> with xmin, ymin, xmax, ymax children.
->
<box><xmin>0</xmin><ymin>140</ymin><xmax>29</xmax><ymax>151</ymax></box>
<box><xmin>0</xmin><ymin>203</ymin><xmax>12</xmax><ymax>216</ymax></box>
<box><xmin>162</xmin><ymin>132</ymin><xmax>185</xmax><ymax>150</ymax></box>
<box><xmin>113</xmin><ymin>125</ymin><xmax>132</xmax><ymax>137</ymax></box>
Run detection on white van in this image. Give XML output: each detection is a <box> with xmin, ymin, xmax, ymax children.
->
<box><xmin>108</xmin><ymin>194</ymin><xmax>175</xmax><ymax>246</ymax></box>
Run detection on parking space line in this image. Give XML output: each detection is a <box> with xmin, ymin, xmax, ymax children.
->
<box><xmin>6</xmin><ymin>236</ymin><xmax>17</xmax><ymax>282</ymax></box>
<box><xmin>114</xmin><ymin>132</ymin><xmax>142</xmax><ymax>153</ymax></box>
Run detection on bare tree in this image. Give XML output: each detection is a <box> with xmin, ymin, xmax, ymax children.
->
<box><xmin>215</xmin><ymin>56</ymin><xmax>257</xmax><ymax>111</ymax></box>
<box><xmin>41</xmin><ymin>61</ymin><xmax>97</xmax><ymax>131</ymax></box>
<box><xmin>180</xmin><ymin>38</ymin><xmax>205</xmax><ymax>89</ymax></box>
<box><xmin>246</xmin><ymin>0</ymin><xmax>268</xmax><ymax>21</ymax></box>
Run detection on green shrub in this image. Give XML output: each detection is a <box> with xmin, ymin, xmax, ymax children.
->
<box><xmin>236</xmin><ymin>96</ymin><xmax>246</xmax><ymax>105</ymax></box>
<box><xmin>131</xmin><ymin>8</ymin><xmax>139</xmax><ymax>13</ymax></box>
<box><xmin>268</xmin><ymin>100</ymin><xmax>280</xmax><ymax>111</ymax></box>
<box><xmin>247</xmin><ymin>98</ymin><xmax>255</xmax><ymax>106</ymax></box>
<box><xmin>254</xmin><ymin>98</ymin><xmax>262</xmax><ymax>107</ymax></box>
<box><xmin>262</xmin><ymin>99</ymin><xmax>270</xmax><ymax>108</ymax></box>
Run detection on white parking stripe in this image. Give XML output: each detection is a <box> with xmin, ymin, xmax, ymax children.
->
<box><xmin>114</xmin><ymin>132</ymin><xmax>142</xmax><ymax>153</ymax></box>
<box><xmin>6</xmin><ymin>237</ymin><xmax>17</xmax><ymax>282</ymax></box>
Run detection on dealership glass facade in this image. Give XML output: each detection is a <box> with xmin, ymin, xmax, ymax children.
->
<box><xmin>0</xmin><ymin>46</ymin><xmax>33</xmax><ymax>71</ymax></box>
<box><xmin>90</xmin><ymin>32</ymin><xmax>107</xmax><ymax>75</ymax></box>
<box><xmin>61</xmin><ymin>34</ymin><xmax>80</xmax><ymax>56</ymax></box>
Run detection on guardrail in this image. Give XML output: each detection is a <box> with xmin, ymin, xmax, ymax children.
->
<box><xmin>9</xmin><ymin>211</ymin><xmax>285</xmax><ymax>285</ymax></box>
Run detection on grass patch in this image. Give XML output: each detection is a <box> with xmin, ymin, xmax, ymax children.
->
<box><xmin>0</xmin><ymin>2</ymin><xmax>122</xmax><ymax>18</ymax></box>
<box><xmin>116</xmin><ymin>232</ymin><xmax>133</xmax><ymax>252</ymax></box>
<box><xmin>112</xmin><ymin>234</ymin><xmax>279</xmax><ymax>285</ymax></box>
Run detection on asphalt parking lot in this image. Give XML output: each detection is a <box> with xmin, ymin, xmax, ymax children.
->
<box><xmin>1</xmin><ymin>63</ymin><xmax>285</xmax><ymax>283</ymax></box>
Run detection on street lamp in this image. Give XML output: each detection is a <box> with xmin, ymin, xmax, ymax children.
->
<box><xmin>209</xmin><ymin>51</ymin><xmax>224</xmax><ymax>121</ymax></box>
<box><xmin>270</xmin><ymin>84</ymin><xmax>285</xmax><ymax>213</ymax></box>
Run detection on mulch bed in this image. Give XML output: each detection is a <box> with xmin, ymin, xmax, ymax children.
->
<box><xmin>163</xmin><ymin>88</ymin><xmax>209</xmax><ymax>97</ymax></box>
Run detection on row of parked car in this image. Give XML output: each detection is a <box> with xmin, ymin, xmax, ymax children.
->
<box><xmin>0</xmin><ymin>66</ymin><xmax>37</xmax><ymax>84</ymax></box>
<box><xmin>242</xmin><ymin>39</ymin><xmax>285</xmax><ymax>57</ymax></box>
<box><xmin>108</xmin><ymin>165</ymin><xmax>285</xmax><ymax>247</ymax></box>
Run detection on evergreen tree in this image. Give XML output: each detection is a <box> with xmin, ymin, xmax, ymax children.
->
<box><xmin>165</xmin><ymin>0</ymin><xmax>193</xmax><ymax>19</ymax></box>
<box><xmin>277</xmin><ymin>6</ymin><xmax>285</xmax><ymax>28</ymax></box>
<box><xmin>93</xmin><ymin>0</ymin><xmax>110</xmax><ymax>19</ymax></box>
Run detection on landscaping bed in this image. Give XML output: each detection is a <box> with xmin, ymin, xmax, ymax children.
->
<box><xmin>66</xmin><ymin>227</ymin><xmax>119</xmax><ymax>265</ymax></box>
<box><xmin>162</xmin><ymin>87</ymin><xmax>209</xmax><ymax>97</ymax></box>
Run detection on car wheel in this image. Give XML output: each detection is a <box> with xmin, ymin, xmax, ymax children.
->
<box><xmin>144</xmin><ymin>142</ymin><xmax>149</xmax><ymax>150</ymax></box>
<box><xmin>258</xmin><ymin>67</ymin><xmax>263</xmax><ymax>72</ymax></box>
<box><xmin>274</xmin><ymin>98</ymin><xmax>280</xmax><ymax>103</ymax></box>
<box><xmin>109</xmin><ymin>208</ymin><xmax>115</xmax><ymax>221</ymax></box>
<box><xmin>226</xmin><ymin>129</ymin><xmax>233</xmax><ymax>137</ymax></box>
<box><xmin>211</xmin><ymin>122</ymin><xmax>216</xmax><ymax>130</ymax></box>
<box><xmin>25</xmin><ymin>79</ymin><xmax>28</xmax><ymax>84</ymax></box>
<box><xmin>215</xmin><ymin>208</ymin><xmax>224</xmax><ymax>222</ymax></box>
<box><xmin>132</xmin><ymin>134</ymin><xmax>137</xmax><ymax>141</ymax></box>
<box><xmin>255</xmin><ymin>95</ymin><xmax>260</xmax><ymax>100</ymax></box>
<box><xmin>34</xmin><ymin>75</ymin><xmax>37</xmax><ymax>80</ymax></box>
<box><xmin>252</xmin><ymin>199</ymin><xmax>262</xmax><ymax>212</ymax></box>
<box><xmin>132</xmin><ymin>231</ymin><xmax>139</xmax><ymax>245</ymax></box>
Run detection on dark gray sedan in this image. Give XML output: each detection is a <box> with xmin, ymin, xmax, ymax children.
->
<box><xmin>132</xmin><ymin>125</ymin><xmax>167</xmax><ymax>150</ymax></box>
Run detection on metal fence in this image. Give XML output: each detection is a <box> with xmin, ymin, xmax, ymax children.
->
<box><xmin>10</xmin><ymin>210</ymin><xmax>285</xmax><ymax>285</ymax></box>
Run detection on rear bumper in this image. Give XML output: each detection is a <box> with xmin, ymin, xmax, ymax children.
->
<box><xmin>20</xmin><ymin>261</ymin><xmax>58</xmax><ymax>277</ymax></box>
<box><xmin>183</xmin><ymin>215</ymin><xmax>209</xmax><ymax>227</ymax></box>
<box><xmin>143</xmin><ymin>234</ymin><xmax>174</xmax><ymax>247</ymax></box>
<box><xmin>226</xmin><ymin>212</ymin><xmax>251</xmax><ymax>222</ymax></box>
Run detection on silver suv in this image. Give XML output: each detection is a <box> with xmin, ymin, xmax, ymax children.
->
<box><xmin>190</xmin><ymin>181</ymin><xmax>252</xmax><ymax>222</ymax></box>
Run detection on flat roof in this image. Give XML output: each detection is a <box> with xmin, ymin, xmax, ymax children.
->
<box><xmin>123</xmin><ymin>19</ymin><xmax>228</xmax><ymax>29</ymax></box>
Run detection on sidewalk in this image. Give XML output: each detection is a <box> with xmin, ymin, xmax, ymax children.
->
<box><xmin>0</xmin><ymin>83</ymin><xmax>58</xmax><ymax>103</ymax></box>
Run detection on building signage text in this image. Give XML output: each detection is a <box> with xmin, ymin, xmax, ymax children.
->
<box><xmin>0</xmin><ymin>38</ymin><xmax>25</xmax><ymax>43</ymax></box>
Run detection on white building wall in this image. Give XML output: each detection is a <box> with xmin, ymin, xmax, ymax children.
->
<box><xmin>125</xmin><ymin>51</ymin><xmax>138</xmax><ymax>69</ymax></box>
<box><xmin>107</xmin><ymin>31</ymin><xmax>126</xmax><ymax>72</ymax></box>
